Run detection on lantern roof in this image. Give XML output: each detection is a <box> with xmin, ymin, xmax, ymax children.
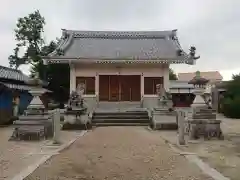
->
<box><xmin>188</xmin><ymin>71</ymin><xmax>209</xmax><ymax>85</ymax></box>
<box><xmin>25</xmin><ymin>73</ymin><xmax>47</xmax><ymax>87</ymax></box>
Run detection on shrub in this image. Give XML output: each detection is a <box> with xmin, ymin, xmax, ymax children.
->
<box><xmin>222</xmin><ymin>96</ymin><xmax>240</xmax><ymax>118</ymax></box>
<box><xmin>221</xmin><ymin>74</ymin><xmax>240</xmax><ymax>118</ymax></box>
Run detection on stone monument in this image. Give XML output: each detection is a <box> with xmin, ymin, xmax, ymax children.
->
<box><xmin>187</xmin><ymin>71</ymin><xmax>223</xmax><ymax>140</ymax></box>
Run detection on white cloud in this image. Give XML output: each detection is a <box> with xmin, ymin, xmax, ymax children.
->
<box><xmin>0</xmin><ymin>0</ymin><xmax>239</xmax><ymax>80</ymax></box>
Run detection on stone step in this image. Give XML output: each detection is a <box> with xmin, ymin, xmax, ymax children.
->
<box><xmin>14</xmin><ymin>120</ymin><xmax>51</xmax><ymax>126</ymax></box>
<box><xmin>93</xmin><ymin>123</ymin><xmax>149</xmax><ymax>126</ymax></box>
<box><xmin>153</xmin><ymin>108</ymin><xmax>170</xmax><ymax>111</ymax></box>
<box><xmin>193</xmin><ymin>116</ymin><xmax>216</xmax><ymax>119</ymax></box>
<box><xmin>93</xmin><ymin>112</ymin><xmax>148</xmax><ymax>116</ymax></box>
<box><xmin>195</xmin><ymin>113</ymin><xmax>216</xmax><ymax>116</ymax></box>
<box><xmin>193</xmin><ymin>115</ymin><xmax>216</xmax><ymax>119</ymax></box>
<box><xmin>93</xmin><ymin>115</ymin><xmax>149</xmax><ymax>119</ymax></box>
<box><xmin>198</xmin><ymin>111</ymin><xmax>215</xmax><ymax>114</ymax></box>
<box><xmin>92</xmin><ymin>110</ymin><xmax>149</xmax><ymax>126</ymax></box>
<box><xmin>92</xmin><ymin>119</ymin><xmax>149</xmax><ymax>123</ymax></box>
<box><xmin>150</xmin><ymin>123</ymin><xmax>178</xmax><ymax>130</ymax></box>
<box><xmin>152</xmin><ymin>112</ymin><xmax>176</xmax><ymax>115</ymax></box>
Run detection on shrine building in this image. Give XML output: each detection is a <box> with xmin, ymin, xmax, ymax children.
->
<box><xmin>44</xmin><ymin>29</ymin><xmax>199</xmax><ymax>110</ymax></box>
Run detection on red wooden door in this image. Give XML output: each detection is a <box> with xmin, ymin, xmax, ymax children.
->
<box><xmin>109</xmin><ymin>75</ymin><xmax>119</xmax><ymax>101</ymax></box>
<box><xmin>119</xmin><ymin>75</ymin><xmax>141</xmax><ymax>101</ymax></box>
<box><xmin>99</xmin><ymin>75</ymin><xmax>109</xmax><ymax>101</ymax></box>
<box><xmin>130</xmin><ymin>75</ymin><xmax>141</xmax><ymax>101</ymax></box>
<box><xmin>99</xmin><ymin>75</ymin><xmax>141</xmax><ymax>102</ymax></box>
<box><xmin>120</xmin><ymin>76</ymin><xmax>130</xmax><ymax>101</ymax></box>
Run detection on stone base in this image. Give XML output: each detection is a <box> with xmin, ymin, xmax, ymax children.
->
<box><xmin>9</xmin><ymin>126</ymin><xmax>47</xmax><ymax>141</ymax></box>
<box><xmin>10</xmin><ymin>114</ymin><xmax>53</xmax><ymax>141</ymax></box>
<box><xmin>62</xmin><ymin>114</ymin><xmax>92</xmax><ymax>130</ymax></box>
<box><xmin>188</xmin><ymin>119</ymin><xmax>224</xmax><ymax>140</ymax></box>
<box><xmin>151</xmin><ymin>107</ymin><xmax>177</xmax><ymax>130</ymax></box>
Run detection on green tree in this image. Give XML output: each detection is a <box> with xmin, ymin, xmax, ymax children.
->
<box><xmin>8</xmin><ymin>10</ymin><xmax>70</xmax><ymax>103</ymax></box>
<box><xmin>8</xmin><ymin>10</ymin><xmax>45</xmax><ymax>69</ymax></box>
<box><xmin>222</xmin><ymin>73</ymin><xmax>240</xmax><ymax>118</ymax></box>
<box><xmin>169</xmin><ymin>68</ymin><xmax>178</xmax><ymax>80</ymax></box>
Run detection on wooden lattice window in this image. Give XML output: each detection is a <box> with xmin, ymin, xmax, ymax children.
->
<box><xmin>76</xmin><ymin>77</ymin><xmax>95</xmax><ymax>95</ymax></box>
<box><xmin>144</xmin><ymin>77</ymin><xmax>163</xmax><ymax>95</ymax></box>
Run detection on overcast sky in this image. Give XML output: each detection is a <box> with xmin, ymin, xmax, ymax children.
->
<box><xmin>0</xmin><ymin>0</ymin><xmax>239</xmax><ymax>80</ymax></box>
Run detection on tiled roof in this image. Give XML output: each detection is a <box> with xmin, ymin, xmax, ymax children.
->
<box><xmin>0</xmin><ymin>82</ymin><xmax>31</xmax><ymax>91</ymax></box>
<box><xmin>0</xmin><ymin>82</ymin><xmax>51</xmax><ymax>92</ymax></box>
<box><xmin>0</xmin><ymin>66</ymin><xmax>29</xmax><ymax>82</ymax></box>
<box><xmin>47</xmin><ymin>29</ymin><xmax>198</xmax><ymax>64</ymax></box>
<box><xmin>178</xmin><ymin>71</ymin><xmax>223</xmax><ymax>82</ymax></box>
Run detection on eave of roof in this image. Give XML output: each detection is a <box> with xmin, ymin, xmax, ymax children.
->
<box><xmin>0</xmin><ymin>82</ymin><xmax>51</xmax><ymax>92</ymax></box>
<box><xmin>0</xmin><ymin>65</ymin><xmax>29</xmax><ymax>82</ymax></box>
<box><xmin>45</xmin><ymin>58</ymin><xmax>195</xmax><ymax>65</ymax></box>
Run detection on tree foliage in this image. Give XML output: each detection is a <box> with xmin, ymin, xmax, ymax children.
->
<box><xmin>9</xmin><ymin>10</ymin><xmax>69</xmax><ymax>103</ymax></box>
<box><xmin>9</xmin><ymin>10</ymin><xmax>45</xmax><ymax>69</ymax></box>
<box><xmin>222</xmin><ymin>73</ymin><xmax>240</xmax><ymax>118</ymax></box>
<box><xmin>169</xmin><ymin>68</ymin><xmax>178</xmax><ymax>80</ymax></box>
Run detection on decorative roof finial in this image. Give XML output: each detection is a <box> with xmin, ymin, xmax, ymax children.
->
<box><xmin>196</xmin><ymin>70</ymin><xmax>200</xmax><ymax>78</ymax></box>
<box><xmin>189</xmin><ymin>46</ymin><xmax>200</xmax><ymax>60</ymax></box>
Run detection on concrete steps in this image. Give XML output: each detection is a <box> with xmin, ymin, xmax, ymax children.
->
<box><xmin>92</xmin><ymin>110</ymin><xmax>150</xmax><ymax>126</ymax></box>
<box><xmin>94</xmin><ymin>123</ymin><xmax>149</xmax><ymax>127</ymax></box>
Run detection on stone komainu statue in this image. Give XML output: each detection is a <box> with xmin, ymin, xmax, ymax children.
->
<box><xmin>68</xmin><ymin>90</ymin><xmax>83</xmax><ymax>109</ymax></box>
<box><xmin>156</xmin><ymin>84</ymin><xmax>168</xmax><ymax>105</ymax></box>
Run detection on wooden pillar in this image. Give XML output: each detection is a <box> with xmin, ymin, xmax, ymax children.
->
<box><xmin>141</xmin><ymin>73</ymin><xmax>144</xmax><ymax>97</ymax></box>
<box><xmin>212</xmin><ymin>87</ymin><xmax>219</xmax><ymax>111</ymax></box>
<box><xmin>95</xmin><ymin>73</ymin><xmax>99</xmax><ymax>96</ymax></box>
<box><xmin>163</xmin><ymin>64</ymin><xmax>169</xmax><ymax>91</ymax></box>
<box><xmin>69</xmin><ymin>63</ymin><xmax>76</xmax><ymax>93</ymax></box>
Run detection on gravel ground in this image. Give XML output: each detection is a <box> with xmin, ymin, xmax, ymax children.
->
<box><xmin>181</xmin><ymin>115</ymin><xmax>240</xmax><ymax>180</ymax></box>
<box><xmin>158</xmin><ymin>114</ymin><xmax>240</xmax><ymax>180</ymax></box>
<box><xmin>25</xmin><ymin>127</ymin><xmax>212</xmax><ymax>180</ymax></box>
<box><xmin>0</xmin><ymin>127</ymin><xmax>82</xmax><ymax>180</ymax></box>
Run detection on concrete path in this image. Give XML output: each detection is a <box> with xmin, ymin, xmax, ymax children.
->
<box><xmin>26</xmin><ymin>127</ymin><xmax>213</xmax><ymax>180</ymax></box>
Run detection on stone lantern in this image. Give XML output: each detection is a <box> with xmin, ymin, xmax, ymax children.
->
<box><xmin>187</xmin><ymin>71</ymin><xmax>223</xmax><ymax>140</ymax></box>
<box><xmin>25</xmin><ymin>73</ymin><xmax>48</xmax><ymax>113</ymax></box>
<box><xmin>10</xmin><ymin>73</ymin><xmax>53</xmax><ymax>141</ymax></box>
<box><xmin>188</xmin><ymin>71</ymin><xmax>209</xmax><ymax>109</ymax></box>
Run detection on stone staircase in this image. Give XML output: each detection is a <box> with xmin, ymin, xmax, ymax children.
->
<box><xmin>91</xmin><ymin>110</ymin><xmax>150</xmax><ymax>126</ymax></box>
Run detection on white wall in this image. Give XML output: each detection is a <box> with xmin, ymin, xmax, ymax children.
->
<box><xmin>70</xmin><ymin>63</ymin><xmax>170</xmax><ymax>96</ymax></box>
<box><xmin>74</xmin><ymin>64</ymin><xmax>165</xmax><ymax>76</ymax></box>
